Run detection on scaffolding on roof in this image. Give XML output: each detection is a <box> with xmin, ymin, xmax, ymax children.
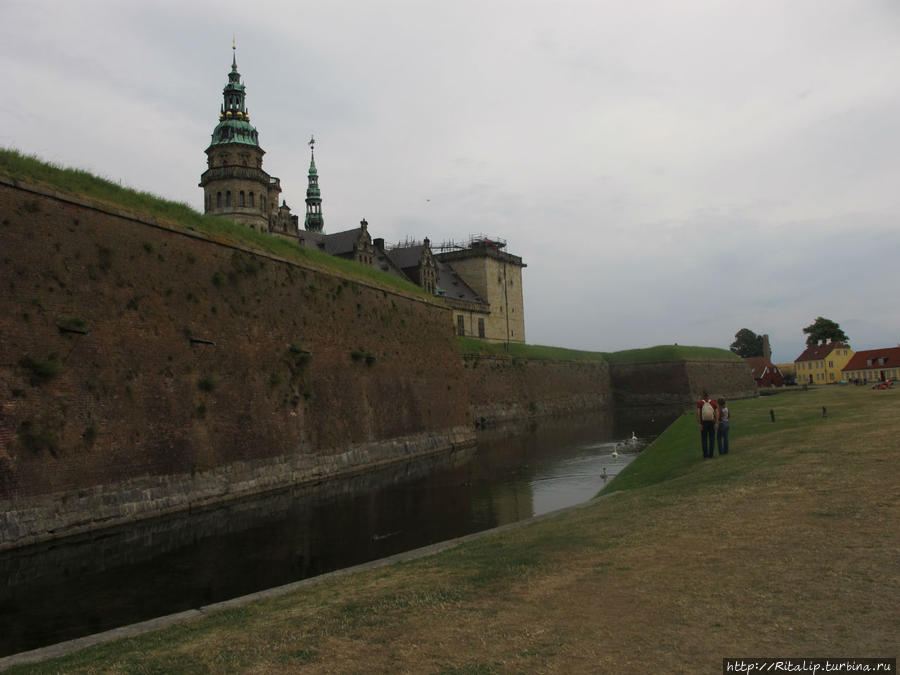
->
<box><xmin>432</xmin><ymin>234</ymin><xmax>507</xmax><ymax>253</ymax></box>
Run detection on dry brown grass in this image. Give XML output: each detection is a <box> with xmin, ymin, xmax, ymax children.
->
<box><xmin>10</xmin><ymin>387</ymin><xmax>898</xmax><ymax>674</ymax></box>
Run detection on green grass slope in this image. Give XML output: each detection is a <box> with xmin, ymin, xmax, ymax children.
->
<box><xmin>457</xmin><ymin>337</ymin><xmax>737</xmax><ymax>364</ymax></box>
<box><xmin>0</xmin><ymin>148</ymin><xmax>429</xmax><ymax>298</ymax></box>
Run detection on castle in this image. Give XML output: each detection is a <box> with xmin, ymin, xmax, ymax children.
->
<box><xmin>200</xmin><ymin>48</ymin><xmax>526</xmax><ymax>343</ymax></box>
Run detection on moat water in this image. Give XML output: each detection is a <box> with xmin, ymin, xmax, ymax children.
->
<box><xmin>0</xmin><ymin>408</ymin><xmax>676</xmax><ymax>657</ymax></box>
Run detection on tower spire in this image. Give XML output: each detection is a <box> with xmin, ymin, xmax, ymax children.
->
<box><xmin>304</xmin><ymin>135</ymin><xmax>324</xmax><ymax>233</ymax></box>
<box><xmin>207</xmin><ymin>44</ymin><xmax>258</xmax><ymax>146</ymax></box>
<box><xmin>200</xmin><ymin>46</ymin><xmax>274</xmax><ymax>233</ymax></box>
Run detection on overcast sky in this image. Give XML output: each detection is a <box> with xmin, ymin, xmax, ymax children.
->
<box><xmin>3</xmin><ymin>0</ymin><xmax>898</xmax><ymax>362</ymax></box>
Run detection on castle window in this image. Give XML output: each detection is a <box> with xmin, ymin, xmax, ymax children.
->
<box><xmin>457</xmin><ymin>315</ymin><xmax>465</xmax><ymax>337</ymax></box>
<box><xmin>217</xmin><ymin>192</ymin><xmax>222</xmax><ymax>208</ymax></box>
<box><xmin>226</xmin><ymin>191</ymin><xmax>232</xmax><ymax>207</ymax></box>
<box><xmin>249</xmin><ymin>192</ymin><xmax>255</xmax><ymax>207</ymax></box>
<box><xmin>240</xmin><ymin>191</ymin><xmax>245</xmax><ymax>206</ymax></box>
<box><xmin>478</xmin><ymin>318</ymin><xmax>485</xmax><ymax>338</ymax></box>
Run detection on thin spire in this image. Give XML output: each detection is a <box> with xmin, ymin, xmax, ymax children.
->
<box><xmin>305</xmin><ymin>134</ymin><xmax>324</xmax><ymax>232</ymax></box>
<box><xmin>231</xmin><ymin>35</ymin><xmax>237</xmax><ymax>71</ymax></box>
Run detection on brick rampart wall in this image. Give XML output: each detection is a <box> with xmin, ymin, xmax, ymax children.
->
<box><xmin>0</xmin><ymin>179</ymin><xmax>473</xmax><ymax>549</ymax></box>
<box><xmin>610</xmin><ymin>360</ymin><xmax>758</xmax><ymax>408</ymax></box>
<box><xmin>462</xmin><ymin>356</ymin><xmax>612</xmax><ymax>425</ymax></box>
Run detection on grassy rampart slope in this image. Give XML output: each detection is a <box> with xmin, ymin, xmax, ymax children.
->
<box><xmin>458</xmin><ymin>337</ymin><xmax>739</xmax><ymax>363</ymax></box>
<box><xmin>8</xmin><ymin>385</ymin><xmax>896</xmax><ymax>672</ymax></box>
<box><xmin>0</xmin><ymin>148</ymin><xmax>429</xmax><ymax>299</ymax></box>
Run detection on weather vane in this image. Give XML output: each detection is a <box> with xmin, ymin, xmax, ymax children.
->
<box><xmin>309</xmin><ymin>135</ymin><xmax>316</xmax><ymax>153</ymax></box>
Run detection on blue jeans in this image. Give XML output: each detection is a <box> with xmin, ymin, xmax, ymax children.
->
<box><xmin>717</xmin><ymin>421</ymin><xmax>730</xmax><ymax>455</ymax></box>
<box><xmin>700</xmin><ymin>421</ymin><xmax>716</xmax><ymax>458</ymax></box>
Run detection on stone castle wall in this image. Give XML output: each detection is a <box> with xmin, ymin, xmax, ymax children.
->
<box><xmin>0</xmin><ymin>179</ymin><xmax>473</xmax><ymax>549</ymax></box>
<box><xmin>610</xmin><ymin>359</ymin><xmax>758</xmax><ymax>409</ymax></box>
<box><xmin>461</xmin><ymin>356</ymin><xmax>612</xmax><ymax>426</ymax></box>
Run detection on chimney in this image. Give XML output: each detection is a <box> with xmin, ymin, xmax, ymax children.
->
<box><xmin>762</xmin><ymin>334</ymin><xmax>771</xmax><ymax>362</ymax></box>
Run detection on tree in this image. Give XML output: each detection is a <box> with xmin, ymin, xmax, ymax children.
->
<box><xmin>730</xmin><ymin>328</ymin><xmax>764</xmax><ymax>358</ymax></box>
<box><xmin>803</xmin><ymin>317</ymin><xmax>849</xmax><ymax>347</ymax></box>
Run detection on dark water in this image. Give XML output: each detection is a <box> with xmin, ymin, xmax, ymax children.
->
<box><xmin>0</xmin><ymin>409</ymin><xmax>675</xmax><ymax>657</ymax></box>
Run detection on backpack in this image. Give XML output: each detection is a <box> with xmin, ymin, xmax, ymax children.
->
<box><xmin>700</xmin><ymin>399</ymin><xmax>715</xmax><ymax>422</ymax></box>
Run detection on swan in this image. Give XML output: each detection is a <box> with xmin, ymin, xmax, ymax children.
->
<box><xmin>630</xmin><ymin>431</ymin><xmax>638</xmax><ymax>443</ymax></box>
<box><xmin>611</xmin><ymin>446</ymin><xmax>619</xmax><ymax>458</ymax></box>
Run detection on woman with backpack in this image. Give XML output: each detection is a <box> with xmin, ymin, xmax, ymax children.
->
<box><xmin>696</xmin><ymin>391</ymin><xmax>718</xmax><ymax>459</ymax></box>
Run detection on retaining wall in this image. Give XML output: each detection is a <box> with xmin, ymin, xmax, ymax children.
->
<box><xmin>0</xmin><ymin>179</ymin><xmax>473</xmax><ymax>549</ymax></box>
<box><xmin>610</xmin><ymin>359</ymin><xmax>758</xmax><ymax>408</ymax></box>
<box><xmin>461</xmin><ymin>355</ymin><xmax>611</xmax><ymax>426</ymax></box>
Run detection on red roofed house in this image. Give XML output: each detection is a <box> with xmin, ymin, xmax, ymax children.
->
<box><xmin>794</xmin><ymin>342</ymin><xmax>853</xmax><ymax>384</ymax></box>
<box><xmin>842</xmin><ymin>347</ymin><xmax>900</xmax><ymax>384</ymax></box>
<box><xmin>744</xmin><ymin>357</ymin><xmax>785</xmax><ymax>387</ymax></box>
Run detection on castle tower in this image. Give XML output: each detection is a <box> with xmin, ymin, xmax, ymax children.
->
<box><xmin>435</xmin><ymin>237</ymin><xmax>527</xmax><ymax>344</ymax></box>
<box><xmin>199</xmin><ymin>45</ymin><xmax>279</xmax><ymax>231</ymax></box>
<box><xmin>304</xmin><ymin>136</ymin><xmax>324</xmax><ymax>233</ymax></box>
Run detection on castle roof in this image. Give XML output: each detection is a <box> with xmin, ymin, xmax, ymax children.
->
<box><xmin>435</xmin><ymin>259</ymin><xmax>485</xmax><ymax>304</ymax></box>
<box><xmin>323</xmin><ymin>227</ymin><xmax>366</xmax><ymax>257</ymax></box>
<box><xmin>385</xmin><ymin>244</ymin><xmax>426</xmax><ymax>271</ymax></box>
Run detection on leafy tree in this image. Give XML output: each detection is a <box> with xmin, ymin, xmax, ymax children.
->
<box><xmin>730</xmin><ymin>328</ymin><xmax>764</xmax><ymax>358</ymax></box>
<box><xmin>803</xmin><ymin>317</ymin><xmax>849</xmax><ymax>347</ymax></box>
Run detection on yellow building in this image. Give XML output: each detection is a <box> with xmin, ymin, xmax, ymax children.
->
<box><xmin>794</xmin><ymin>341</ymin><xmax>853</xmax><ymax>384</ymax></box>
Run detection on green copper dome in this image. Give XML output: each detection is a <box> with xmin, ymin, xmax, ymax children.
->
<box><xmin>207</xmin><ymin>50</ymin><xmax>260</xmax><ymax>149</ymax></box>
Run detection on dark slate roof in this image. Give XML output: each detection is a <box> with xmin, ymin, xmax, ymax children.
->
<box><xmin>374</xmin><ymin>247</ymin><xmax>411</xmax><ymax>280</ymax></box>
<box><xmin>385</xmin><ymin>245</ymin><xmax>425</xmax><ymax>272</ymax></box>
<box><xmin>794</xmin><ymin>342</ymin><xmax>850</xmax><ymax>362</ymax></box>
<box><xmin>435</xmin><ymin>260</ymin><xmax>484</xmax><ymax>303</ymax></box>
<box><xmin>323</xmin><ymin>227</ymin><xmax>364</xmax><ymax>256</ymax></box>
<box><xmin>842</xmin><ymin>347</ymin><xmax>900</xmax><ymax>372</ymax></box>
<box><xmin>298</xmin><ymin>230</ymin><xmax>327</xmax><ymax>251</ymax></box>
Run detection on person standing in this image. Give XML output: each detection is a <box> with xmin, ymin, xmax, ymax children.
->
<box><xmin>696</xmin><ymin>391</ymin><xmax>718</xmax><ymax>458</ymax></box>
<box><xmin>716</xmin><ymin>397</ymin><xmax>730</xmax><ymax>455</ymax></box>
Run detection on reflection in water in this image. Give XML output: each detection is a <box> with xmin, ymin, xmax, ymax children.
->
<box><xmin>0</xmin><ymin>408</ymin><xmax>676</xmax><ymax>657</ymax></box>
